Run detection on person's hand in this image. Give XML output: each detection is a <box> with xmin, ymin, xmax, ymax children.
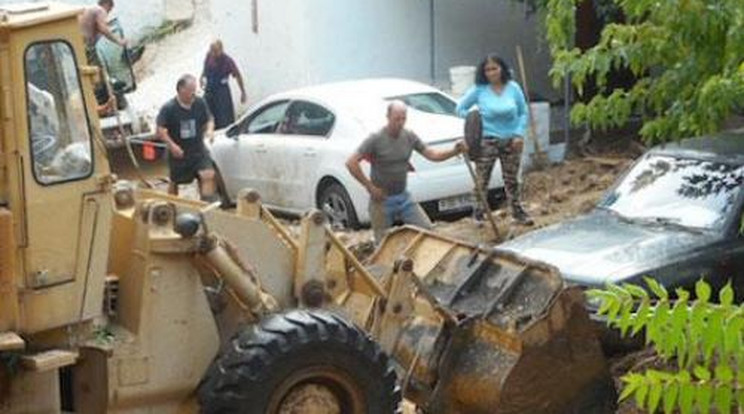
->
<box><xmin>119</xmin><ymin>38</ymin><xmax>128</xmax><ymax>48</ymax></box>
<box><xmin>240</xmin><ymin>91</ymin><xmax>247</xmax><ymax>104</ymax></box>
<box><xmin>169</xmin><ymin>142</ymin><xmax>184</xmax><ymax>159</ymax></box>
<box><xmin>367</xmin><ymin>184</ymin><xmax>386</xmax><ymax>201</ymax></box>
<box><xmin>511</xmin><ymin>137</ymin><xmax>524</xmax><ymax>152</ymax></box>
<box><xmin>207</xmin><ymin>132</ymin><xmax>215</xmax><ymax>145</ymax></box>
<box><xmin>454</xmin><ymin>140</ymin><xmax>468</xmax><ymax>155</ymax></box>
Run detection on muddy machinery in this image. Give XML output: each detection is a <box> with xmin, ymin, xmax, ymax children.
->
<box><xmin>0</xmin><ymin>3</ymin><xmax>614</xmax><ymax>413</ymax></box>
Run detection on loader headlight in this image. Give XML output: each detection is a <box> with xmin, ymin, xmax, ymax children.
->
<box><xmin>174</xmin><ymin>213</ymin><xmax>201</xmax><ymax>238</ymax></box>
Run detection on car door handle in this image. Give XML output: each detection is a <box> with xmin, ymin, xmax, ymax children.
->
<box><xmin>303</xmin><ymin>149</ymin><xmax>317</xmax><ymax>157</ymax></box>
<box><xmin>255</xmin><ymin>144</ymin><xmax>267</xmax><ymax>153</ymax></box>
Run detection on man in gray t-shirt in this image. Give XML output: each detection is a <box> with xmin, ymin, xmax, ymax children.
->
<box><xmin>346</xmin><ymin>101</ymin><xmax>465</xmax><ymax>242</ymax></box>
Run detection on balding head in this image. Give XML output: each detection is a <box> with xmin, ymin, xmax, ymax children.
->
<box><xmin>386</xmin><ymin>100</ymin><xmax>408</xmax><ymax>138</ymax></box>
<box><xmin>176</xmin><ymin>74</ymin><xmax>197</xmax><ymax>106</ymax></box>
<box><xmin>210</xmin><ymin>39</ymin><xmax>224</xmax><ymax>57</ymax></box>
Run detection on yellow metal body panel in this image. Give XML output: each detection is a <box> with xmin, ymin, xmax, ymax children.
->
<box><xmin>0</xmin><ymin>1</ymin><xmax>112</xmax><ymax>334</ymax></box>
<box><xmin>0</xmin><ymin>208</ymin><xmax>19</xmax><ymax>331</ymax></box>
<box><xmin>0</xmin><ymin>3</ymin><xmax>83</xmax><ymax>30</ymax></box>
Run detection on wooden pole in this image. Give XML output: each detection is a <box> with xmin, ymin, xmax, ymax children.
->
<box><xmin>463</xmin><ymin>155</ymin><xmax>501</xmax><ymax>242</ymax></box>
<box><xmin>516</xmin><ymin>45</ymin><xmax>548</xmax><ymax>168</ymax></box>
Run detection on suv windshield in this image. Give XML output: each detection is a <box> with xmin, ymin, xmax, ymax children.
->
<box><xmin>599</xmin><ymin>155</ymin><xmax>744</xmax><ymax>230</ymax></box>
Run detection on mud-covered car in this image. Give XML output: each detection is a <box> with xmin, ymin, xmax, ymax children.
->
<box><xmin>500</xmin><ymin>131</ymin><xmax>744</xmax><ymax>299</ymax></box>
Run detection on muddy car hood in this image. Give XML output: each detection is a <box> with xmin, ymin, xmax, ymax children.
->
<box><xmin>498</xmin><ymin>210</ymin><xmax>720</xmax><ymax>287</ymax></box>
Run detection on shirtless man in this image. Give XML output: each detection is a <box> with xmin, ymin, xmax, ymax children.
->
<box><xmin>78</xmin><ymin>0</ymin><xmax>126</xmax><ymax>65</ymax></box>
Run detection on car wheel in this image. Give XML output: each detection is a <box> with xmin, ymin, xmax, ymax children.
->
<box><xmin>212</xmin><ymin>164</ymin><xmax>234</xmax><ymax>208</ymax></box>
<box><xmin>319</xmin><ymin>182</ymin><xmax>360</xmax><ymax>229</ymax></box>
<box><xmin>197</xmin><ymin>310</ymin><xmax>401</xmax><ymax>414</ymax></box>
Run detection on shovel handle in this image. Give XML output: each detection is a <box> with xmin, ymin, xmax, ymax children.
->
<box><xmin>463</xmin><ymin>154</ymin><xmax>501</xmax><ymax>241</ymax></box>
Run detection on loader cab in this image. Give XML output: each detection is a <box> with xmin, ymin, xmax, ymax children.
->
<box><xmin>0</xmin><ymin>3</ymin><xmax>119</xmax><ymax>334</ymax></box>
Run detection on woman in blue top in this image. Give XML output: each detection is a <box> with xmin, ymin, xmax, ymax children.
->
<box><xmin>456</xmin><ymin>54</ymin><xmax>533</xmax><ymax>225</ymax></box>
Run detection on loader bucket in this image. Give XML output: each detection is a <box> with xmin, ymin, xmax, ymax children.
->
<box><xmin>369</xmin><ymin>226</ymin><xmax>615</xmax><ymax>414</ymax></box>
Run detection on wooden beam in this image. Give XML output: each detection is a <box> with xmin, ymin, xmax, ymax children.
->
<box><xmin>0</xmin><ymin>331</ymin><xmax>24</xmax><ymax>351</ymax></box>
<box><xmin>21</xmin><ymin>350</ymin><xmax>78</xmax><ymax>372</ymax></box>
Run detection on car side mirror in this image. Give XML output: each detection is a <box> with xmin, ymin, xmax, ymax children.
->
<box><xmin>226</xmin><ymin>124</ymin><xmax>240</xmax><ymax>139</ymax></box>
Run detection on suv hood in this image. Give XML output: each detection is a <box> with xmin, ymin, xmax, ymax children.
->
<box><xmin>498</xmin><ymin>210</ymin><xmax>719</xmax><ymax>287</ymax></box>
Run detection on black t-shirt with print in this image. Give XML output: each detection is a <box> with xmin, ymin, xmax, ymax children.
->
<box><xmin>156</xmin><ymin>96</ymin><xmax>212</xmax><ymax>156</ymax></box>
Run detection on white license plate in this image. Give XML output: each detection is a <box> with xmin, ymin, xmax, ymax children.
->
<box><xmin>438</xmin><ymin>194</ymin><xmax>475</xmax><ymax>212</ymax></box>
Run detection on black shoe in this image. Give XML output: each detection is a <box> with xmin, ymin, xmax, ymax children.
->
<box><xmin>472</xmin><ymin>208</ymin><xmax>485</xmax><ymax>227</ymax></box>
<box><xmin>512</xmin><ymin>206</ymin><xmax>534</xmax><ymax>226</ymax></box>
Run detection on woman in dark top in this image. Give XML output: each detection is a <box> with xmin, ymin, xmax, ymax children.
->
<box><xmin>200</xmin><ymin>40</ymin><xmax>247</xmax><ymax>129</ymax></box>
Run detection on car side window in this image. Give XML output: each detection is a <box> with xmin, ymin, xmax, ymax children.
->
<box><xmin>278</xmin><ymin>101</ymin><xmax>335</xmax><ymax>137</ymax></box>
<box><xmin>243</xmin><ymin>101</ymin><xmax>290</xmax><ymax>134</ymax></box>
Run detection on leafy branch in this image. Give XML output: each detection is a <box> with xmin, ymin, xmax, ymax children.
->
<box><xmin>545</xmin><ymin>0</ymin><xmax>744</xmax><ymax>143</ymax></box>
<box><xmin>590</xmin><ymin>278</ymin><xmax>744</xmax><ymax>413</ymax></box>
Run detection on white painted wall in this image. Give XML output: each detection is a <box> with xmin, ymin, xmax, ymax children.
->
<box><xmin>209</xmin><ymin>0</ymin><xmax>556</xmax><ymax>104</ymax></box>
<box><xmin>0</xmin><ymin>0</ymin><xmax>165</xmax><ymax>40</ymax></box>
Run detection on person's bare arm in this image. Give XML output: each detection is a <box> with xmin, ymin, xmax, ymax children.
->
<box><xmin>157</xmin><ymin>126</ymin><xmax>183</xmax><ymax>158</ymax></box>
<box><xmin>95</xmin><ymin>13</ymin><xmax>126</xmax><ymax>47</ymax></box>
<box><xmin>345</xmin><ymin>152</ymin><xmax>385</xmax><ymax>201</ymax></box>
<box><xmin>420</xmin><ymin>140</ymin><xmax>466</xmax><ymax>162</ymax></box>
<box><xmin>234</xmin><ymin>70</ymin><xmax>247</xmax><ymax>104</ymax></box>
<box><xmin>203</xmin><ymin>119</ymin><xmax>215</xmax><ymax>143</ymax></box>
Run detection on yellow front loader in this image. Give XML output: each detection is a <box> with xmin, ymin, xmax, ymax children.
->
<box><xmin>0</xmin><ymin>3</ymin><xmax>615</xmax><ymax>413</ymax></box>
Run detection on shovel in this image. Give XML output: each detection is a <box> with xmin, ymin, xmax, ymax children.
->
<box><xmin>463</xmin><ymin>154</ymin><xmax>501</xmax><ymax>242</ymax></box>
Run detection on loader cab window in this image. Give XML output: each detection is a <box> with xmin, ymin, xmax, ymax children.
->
<box><xmin>25</xmin><ymin>41</ymin><xmax>93</xmax><ymax>185</ymax></box>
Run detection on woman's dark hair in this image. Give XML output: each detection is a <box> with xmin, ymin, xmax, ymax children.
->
<box><xmin>474</xmin><ymin>54</ymin><xmax>512</xmax><ymax>85</ymax></box>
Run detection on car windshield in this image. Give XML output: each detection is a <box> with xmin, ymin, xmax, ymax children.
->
<box><xmin>599</xmin><ymin>154</ymin><xmax>744</xmax><ymax>230</ymax></box>
<box><xmin>386</xmin><ymin>92</ymin><xmax>456</xmax><ymax>116</ymax></box>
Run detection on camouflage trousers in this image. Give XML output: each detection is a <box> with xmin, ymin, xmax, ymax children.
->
<box><xmin>474</xmin><ymin>138</ymin><xmax>524</xmax><ymax>212</ymax></box>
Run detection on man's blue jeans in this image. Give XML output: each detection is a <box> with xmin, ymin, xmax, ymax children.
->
<box><xmin>369</xmin><ymin>191</ymin><xmax>432</xmax><ymax>243</ymax></box>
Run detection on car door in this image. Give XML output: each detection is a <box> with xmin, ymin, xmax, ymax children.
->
<box><xmin>229</xmin><ymin>100</ymin><xmax>290</xmax><ymax>199</ymax></box>
<box><xmin>269</xmin><ymin>100</ymin><xmax>336</xmax><ymax>210</ymax></box>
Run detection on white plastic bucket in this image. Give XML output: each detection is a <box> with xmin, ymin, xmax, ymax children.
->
<box><xmin>449</xmin><ymin>66</ymin><xmax>476</xmax><ymax>97</ymax></box>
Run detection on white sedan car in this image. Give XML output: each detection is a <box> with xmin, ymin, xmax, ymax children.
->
<box><xmin>210</xmin><ymin>78</ymin><xmax>504</xmax><ymax>228</ymax></box>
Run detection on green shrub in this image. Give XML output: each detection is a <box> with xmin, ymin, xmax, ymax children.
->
<box><xmin>590</xmin><ymin>278</ymin><xmax>743</xmax><ymax>413</ymax></box>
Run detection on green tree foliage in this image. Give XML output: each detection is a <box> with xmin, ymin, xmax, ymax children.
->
<box><xmin>590</xmin><ymin>278</ymin><xmax>744</xmax><ymax>413</ymax></box>
<box><xmin>545</xmin><ymin>0</ymin><xmax>744</xmax><ymax>143</ymax></box>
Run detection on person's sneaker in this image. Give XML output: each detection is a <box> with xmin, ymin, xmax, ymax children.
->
<box><xmin>512</xmin><ymin>205</ymin><xmax>534</xmax><ymax>226</ymax></box>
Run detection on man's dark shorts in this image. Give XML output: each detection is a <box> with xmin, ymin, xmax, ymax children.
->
<box><xmin>169</xmin><ymin>152</ymin><xmax>214</xmax><ymax>185</ymax></box>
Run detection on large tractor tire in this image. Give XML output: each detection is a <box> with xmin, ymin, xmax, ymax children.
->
<box><xmin>198</xmin><ymin>310</ymin><xmax>401</xmax><ymax>414</ymax></box>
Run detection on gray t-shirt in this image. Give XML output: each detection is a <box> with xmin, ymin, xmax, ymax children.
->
<box><xmin>356</xmin><ymin>128</ymin><xmax>426</xmax><ymax>195</ymax></box>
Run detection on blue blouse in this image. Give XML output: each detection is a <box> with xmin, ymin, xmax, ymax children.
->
<box><xmin>456</xmin><ymin>81</ymin><xmax>528</xmax><ymax>139</ymax></box>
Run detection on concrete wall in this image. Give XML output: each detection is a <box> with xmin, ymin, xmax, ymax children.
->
<box><xmin>0</xmin><ymin>0</ymin><xmax>556</xmax><ymax>101</ymax></box>
<box><xmin>209</xmin><ymin>0</ymin><xmax>433</xmax><ymax>103</ymax></box>
<box><xmin>209</xmin><ymin>0</ymin><xmax>557</xmax><ymax>103</ymax></box>
<box><xmin>434</xmin><ymin>0</ymin><xmax>555</xmax><ymax>100</ymax></box>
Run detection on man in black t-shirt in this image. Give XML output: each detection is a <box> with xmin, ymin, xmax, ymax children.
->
<box><xmin>156</xmin><ymin>74</ymin><xmax>218</xmax><ymax>200</ymax></box>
